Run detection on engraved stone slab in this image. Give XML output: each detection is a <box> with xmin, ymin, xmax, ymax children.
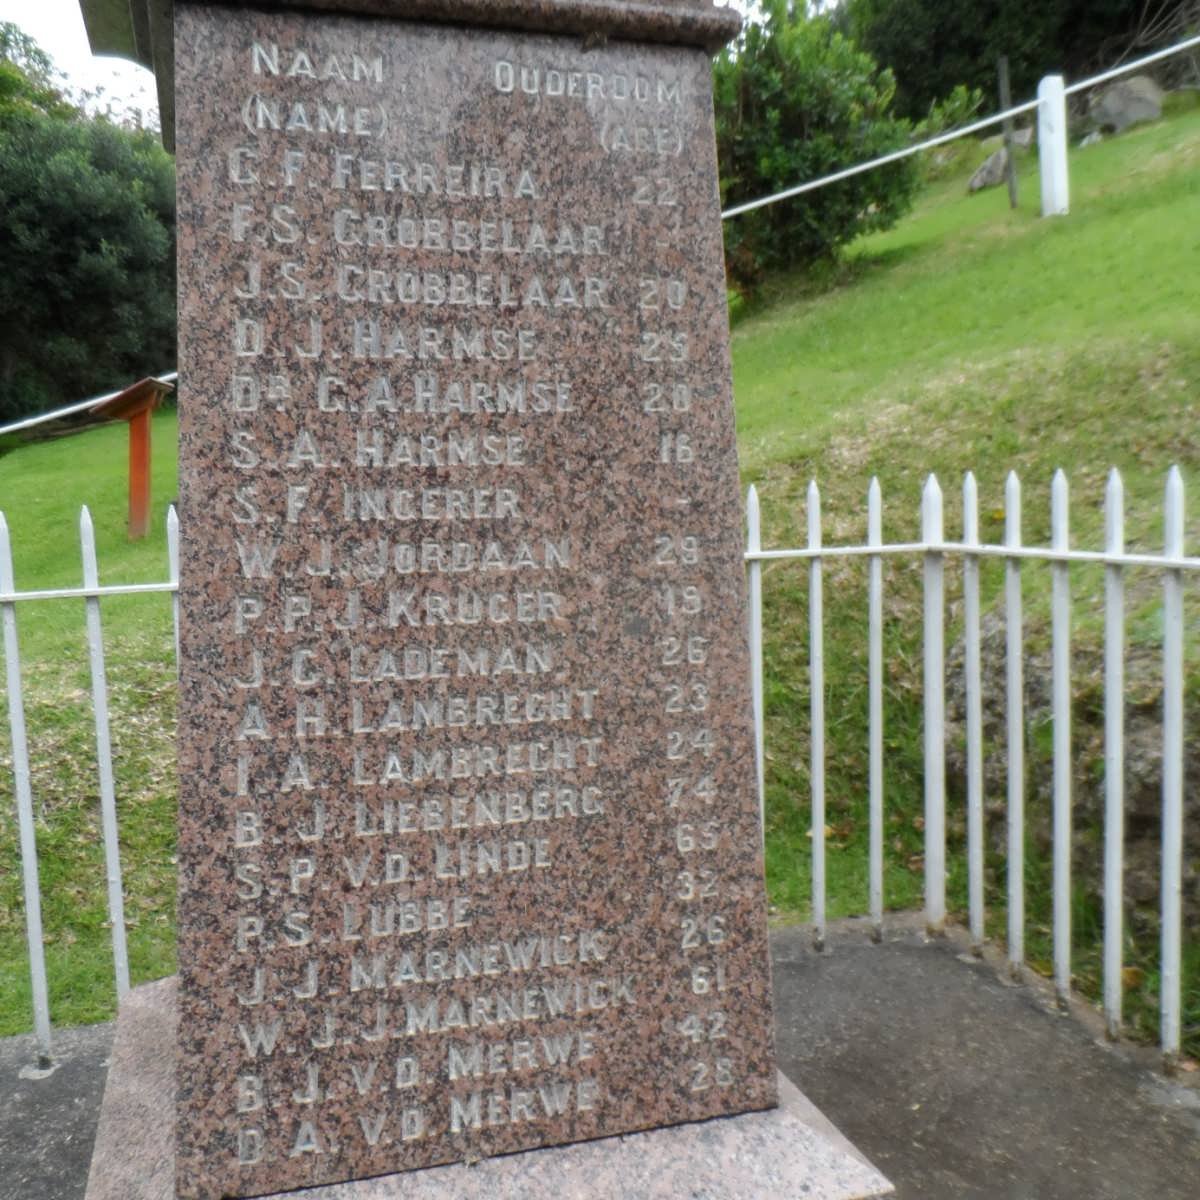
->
<box><xmin>173</xmin><ymin>4</ymin><xmax>775</xmax><ymax>1196</ymax></box>
<box><xmin>86</xmin><ymin>979</ymin><xmax>894</xmax><ymax>1200</ymax></box>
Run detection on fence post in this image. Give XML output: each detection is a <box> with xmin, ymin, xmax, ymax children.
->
<box><xmin>998</xmin><ymin>56</ymin><xmax>1019</xmax><ymax>210</ymax></box>
<box><xmin>745</xmin><ymin>486</ymin><xmax>766</xmax><ymax>849</ymax></box>
<box><xmin>167</xmin><ymin>504</ymin><xmax>180</xmax><ymax>675</ymax></box>
<box><xmin>1161</xmin><ymin>467</ymin><xmax>1185</xmax><ymax>1069</ymax></box>
<box><xmin>1038</xmin><ymin>74</ymin><xmax>1070</xmax><ymax>216</ymax></box>
<box><xmin>1051</xmin><ymin>470</ymin><xmax>1073</xmax><ymax>1009</ymax></box>
<box><xmin>0</xmin><ymin>514</ymin><xmax>53</xmax><ymax>1065</ymax></box>
<box><xmin>80</xmin><ymin>507</ymin><xmax>131</xmax><ymax>1002</ymax></box>
<box><xmin>867</xmin><ymin>478</ymin><xmax>884</xmax><ymax>943</ymax></box>
<box><xmin>1005</xmin><ymin>473</ymin><xmax>1026</xmax><ymax>978</ymax></box>
<box><xmin>922</xmin><ymin>475</ymin><xmax>946</xmax><ymax>935</ymax></box>
<box><xmin>963</xmin><ymin>474</ymin><xmax>985</xmax><ymax>953</ymax></box>
<box><xmin>808</xmin><ymin>481</ymin><xmax>826</xmax><ymax>952</ymax></box>
<box><xmin>1103</xmin><ymin>470</ymin><xmax>1125</xmax><ymax>1040</ymax></box>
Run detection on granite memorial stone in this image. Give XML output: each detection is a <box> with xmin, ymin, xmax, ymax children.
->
<box><xmin>171</xmin><ymin>2</ymin><xmax>778</xmax><ymax>1195</ymax></box>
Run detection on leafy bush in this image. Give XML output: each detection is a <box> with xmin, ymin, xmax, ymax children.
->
<box><xmin>913</xmin><ymin>84</ymin><xmax>987</xmax><ymax>141</ymax></box>
<box><xmin>0</xmin><ymin>29</ymin><xmax>176</xmax><ymax>422</ymax></box>
<box><xmin>913</xmin><ymin>85</ymin><xmax>988</xmax><ymax>182</ymax></box>
<box><xmin>714</xmin><ymin>1</ymin><xmax>920</xmax><ymax>288</ymax></box>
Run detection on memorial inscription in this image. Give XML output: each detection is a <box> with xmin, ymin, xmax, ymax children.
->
<box><xmin>174</xmin><ymin>4</ymin><xmax>775</xmax><ymax>1196</ymax></box>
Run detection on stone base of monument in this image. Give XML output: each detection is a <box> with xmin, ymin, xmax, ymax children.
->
<box><xmin>86</xmin><ymin>979</ymin><xmax>892</xmax><ymax>1200</ymax></box>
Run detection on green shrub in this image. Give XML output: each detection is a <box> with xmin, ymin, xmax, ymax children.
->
<box><xmin>0</xmin><ymin>28</ymin><xmax>176</xmax><ymax>423</ymax></box>
<box><xmin>714</xmin><ymin>0</ymin><xmax>920</xmax><ymax>288</ymax></box>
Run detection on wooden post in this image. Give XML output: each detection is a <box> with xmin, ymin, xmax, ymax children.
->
<box><xmin>128</xmin><ymin>407</ymin><xmax>152</xmax><ymax>539</ymax></box>
<box><xmin>88</xmin><ymin>376</ymin><xmax>171</xmax><ymax>541</ymax></box>
<box><xmin>999</xmin><ymin>56</ymin><xmax>1019</xmax><ymax>209</ymax></box>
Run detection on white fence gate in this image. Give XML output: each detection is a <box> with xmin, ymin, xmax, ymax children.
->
<box><xmin>1</xmin><ymin>468</ymin><xmax>1195</xmax><ymax>1068</ymax></box>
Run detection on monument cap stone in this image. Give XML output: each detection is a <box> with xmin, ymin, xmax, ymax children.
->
<box><xmin>80</xmin><ymin>0</ymin><xmax>743</xmax><ymax>149</ymax></box>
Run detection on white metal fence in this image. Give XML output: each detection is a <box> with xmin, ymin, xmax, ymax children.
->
<box><xmin>745</xmin><ymin>467</ymin><xmax>1196</xmax><ymax>1068</ymax></box>
<box><xmin>0</xmin><ymin>506</ymin><xmax>178</xmax><ymax>1065</ymax></box>
<box><xmin>1</xmin><ymin>466</ymin><xmax>1194</xmax><ymax>1068</ymax></box>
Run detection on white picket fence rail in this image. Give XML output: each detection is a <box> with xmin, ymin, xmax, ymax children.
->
<box><xmin>1</xmin><ymin>467</ymin><xmax>1195</xmax><ymax>1069</ymax></box>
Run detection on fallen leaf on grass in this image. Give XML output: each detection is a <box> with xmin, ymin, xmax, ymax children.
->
<box><xmin>1121</xmin><ymin>966</ymin><xmax>1145</xmax><ymax>990</ymax></box>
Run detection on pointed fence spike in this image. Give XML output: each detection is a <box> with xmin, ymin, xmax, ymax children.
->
<box><xmin>1105</xmin><ymin>469</ymin><xmax>1124</xmax><ymax>540</ymax></box>
<box><xmin>922</xmin><ymin>474</ymin><xmax>944</xmax><ymax>542</ymax></box>
<box><xmin>868</xmin><ymin>477</ymin><xmax>882</xmax><ymax>543</ymax></box>
<box><xmin>963</xmin><ymin>473</ymin><xmax>979</xmax><ymax>541</ymax></box>
<box><xmin>80</xmin><ymin>508</ymin><xmax>98</xmax><ymax>589</ymax></box>
<box><xmin>1052</xmin><ymin>470</ymin><xmax>1070</xmax><ymax>550</ymax></box>
<box><xmin>1005</xmin><ymin>471</ymin><xmax>1022</xmax><ymax>534</ymax></box>
<box><xmin>1165</xmin><ymin>466</ymin><xmax>1184</xmax><ymax>555</ymax></box>
<box><xmin>745</xmin><ymin>485</ymin><xmax>762</xmax><ymax>551</ymax></box>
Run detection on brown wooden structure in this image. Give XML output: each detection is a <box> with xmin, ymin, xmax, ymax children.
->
<box><xmin>89</xmin><ymin>376</ymin><xmax>173</xmax><ymax>539</ymax></box>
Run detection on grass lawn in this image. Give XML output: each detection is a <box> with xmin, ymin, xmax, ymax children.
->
<box><xmin>1</xmin><ymin>104</ymin><xmax>1197</xmax><ymax>1052</ymax></box>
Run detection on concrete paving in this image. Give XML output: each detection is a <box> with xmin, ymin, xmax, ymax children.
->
<box><xmin>0</xmin><ymin>1020</ymin><xmax>113</xmax><ymax>1200</ymax></box>
<box><xmin>773</xmin><ymin>919</ymin><xmax>1200</xmax><ymax>1200</ymax></box>
<box><xmin>3</xmin><ymin>919</ymin><xmax>1198</xmax><ymax>1199</ymax></box>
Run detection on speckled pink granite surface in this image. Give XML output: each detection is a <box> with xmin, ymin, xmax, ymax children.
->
<box><xmin>86</xmin><ymin>979</ymin><xmax>894</xmax><ymax>1200</ymax></box>
<box><xmin>221</xmin><ymin>0</ymin><xmax>744</xmax><ymax>52</ymax></box>
<box><xmin>172</xmin><ymin>2</ymin><xmax>780</xmax><ymax>1196</ymax></box>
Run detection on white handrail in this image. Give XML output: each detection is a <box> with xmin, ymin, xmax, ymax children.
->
<box><xmin>722</xmin><ymin>32</ymin><xmax>1200</xmax><ymax>222</ymax></box>
<box><xmin>1065</xmin><ymin>32</ymin><xmax>1200</xmax><ymax>96</ymax></box>
<box><xmin>721</xmin><ymin>98</ymin><xmax>1041</xmax><ymax>220</ymax></box>
<box><xmin>0</xmin><ymin>372</ymin><xmax>178</xmax><ymax>438</ymax></box>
